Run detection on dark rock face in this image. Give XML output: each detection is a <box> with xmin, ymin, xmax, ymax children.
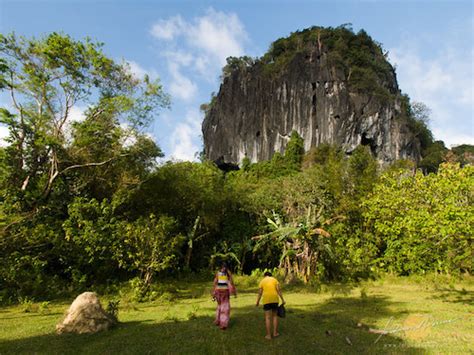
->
<box><xmin>202</xmin><ymin>43</ymin><xmax>421</xmax><ymax>167</ymax></box>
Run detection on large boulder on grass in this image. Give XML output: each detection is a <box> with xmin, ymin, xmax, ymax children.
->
<box><xmin>56</xmin><ymin>292</ymin><xmax>116</xmax><ymax>334</ymax></box>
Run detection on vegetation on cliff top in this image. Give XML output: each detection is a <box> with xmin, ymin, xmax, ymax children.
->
<box><xmin>222</xmin><ymin>24</ymin><xmax>395</xmax><ymax>102</ymax></box>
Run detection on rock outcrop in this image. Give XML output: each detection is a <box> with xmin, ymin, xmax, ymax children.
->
<box><xmin>202</xmin><ymin>26</ymin><xmax>421</xmax><ymax>167</ymax></box>
<box><xmin>56</xmin><ymin>292</ymin><xmax>116</xmax><ymax>334</ymax></box>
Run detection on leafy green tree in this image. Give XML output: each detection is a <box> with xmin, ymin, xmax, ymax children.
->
<box><xmin>363</xmin><ymin>163</ymin><xmax>473</xmax><ymax>275</ymax></box>
<box><xmin>221</xmin><ymin>56</ymin><xmax>255</xmax><ymax>79</ymax></box>
<box><xmin>348</xmin><ymin>145</ymin><xmax>378</xmax><ymax>199</ymax></box>
<box><xmin>62</xmin><ymin>198</ymin><xmax>122</xmax><ymax>286</ymax></box>
<box><xmin>0</xmin><ymin>32</ymin><xmax>168</xmax><ymax>211</ymax></box>
<box><xmin>118</xmin><ymin>215</ymin><xmax>184</xmax><ymax>285</ymax></box>
<box><xmin>284</xmin><ymin>131</ymin><xmax>305</xmax><ymax>167</ymax></box>
<box><xmin>399</xmin><ymin>97</ymin><xmax>434</xmax><ymax>159</ymax></box>
<box><xmin>418</xmin><ymin>140</ymin><xmax>448</xmax><ymax>174</ymax></box>
<box><xmin>0</xmin><ymin>33</ymin><xmax>168</xmax><ymax>300</ymax></box>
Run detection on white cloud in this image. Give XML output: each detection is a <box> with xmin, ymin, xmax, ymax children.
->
<box><xmin>169</xmin><ymin>109</ymin><xmax>203</xmax><ymax>161</ymax></box>
<box><xmin>0</xmin><ymin>124</ymin><xmax>9</xmax><ymax>147</ymax></box>
<box><xmin>169</xmin><ymin>123</ymin><xmax>200</xmax><ymax>161</ymax></box>
<box><xmin>124</xmin><ymin>60</ymin><xmax>159</xmax><ymax>80</ymax></box>
<box><xmin>389</xmin><ymin>37</ymin><xmax>473</xmax><ymax>147</ymax></box>
<box><xmin>120</xmin><ymin>123</ymin><xmax>137</xmax><ymax>147</ymax></box>
<box><xmin>168</xmin><ymin>62</ymin><xmax>198</xmax><ymax>101</ymax></box>
<box><xmin>163</xmin><ymin>50</ymin><xmax>194</xmax><ymax>67</ymax></box>
<box><xmin>149</xmin><ymin>8</ymin><xmax>248</xmax><ymax>158</ymax></box>
<box><xmin>127</xmin><ymin>60</ymin><xmax>149</xmax><ymax>79</ymax></box>
<box><xmin>432</xmin><ymin>127</ymin><xmax>474</xmax><ymax>148</ymax></box>
<box><xmin>150</xmin><ymin>15</ymin><xmax>185</xmax><ymax>40</ymax></box>
<box><xmin>184</xmin><ymin>107</ymin><xmax>203</xmax><ymax>131</ymax></box>
<box><xmin>150</xmin><ymin>7</ymin><xmax>248</xmax><ymax>93</ymax></box>
<box><xmin>69</xmin><ymin>105</ymin><xmax>86</xmax><ymax>123</ymax></box>
<box><xmin>63</xmin><ymin>105</ymin><xmax>87</xmax><ymax>143</ymax></box>
<box><xmin>187</xmin><ymin>8</ymin><xmax>247</xmax><ymax>66</ymax></box>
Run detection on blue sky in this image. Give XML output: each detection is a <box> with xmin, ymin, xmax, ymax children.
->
<box><xmin>1</xmin><ymin>0</ymin><xmax>473</xmax><ymax>159</ymax></box>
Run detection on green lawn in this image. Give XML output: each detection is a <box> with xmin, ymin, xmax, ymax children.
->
<box><xmin>0</xmin><ymin>275</ymin><xmax>472</xmax><ymax>354</ymax></box>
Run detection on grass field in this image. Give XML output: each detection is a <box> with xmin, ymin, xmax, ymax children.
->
<box><xmin>0</xmin><ymin>275</ymin><xmax>472</xmax><ymax>354</ymax></box>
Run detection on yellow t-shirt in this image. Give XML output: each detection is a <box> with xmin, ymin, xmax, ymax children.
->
<box><xmin>259</xmin><ymin>276</ymin><xmax>279</xmax><ymax>305</ymax></box>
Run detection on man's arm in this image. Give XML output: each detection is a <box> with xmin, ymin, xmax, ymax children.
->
<box><xmin>276</xmin><ymin>284</ymin><xmax>285</xmax><ymax>305</ymax></box>
<box><xmin>256</xmin><ymin>288</ymin><xmax>263</xmax><ymax>306</ymax></box>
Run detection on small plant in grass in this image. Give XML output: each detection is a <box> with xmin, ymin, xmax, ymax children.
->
<box><xmin>18</xmin><ymin>296</ymin><xmax>37</xmax><ymax>313</ymax></box>
<box><xmin>129</xmin><ymin>277</ymin><xmax>149</xmax><ymax>302</ymax></box>
<box><xmin>39</xmin><ymin>301</ymin><xmax>50</xmax><ymax>314</ymax></box>
<box><xmin>163</xmin><ymin>312</ymin><xmax>179</xmax><ymax>322</ymax></box>
<box><xmin>186</xmin><ymin>305</ymin><xmax>200</xmax><ymax>320</ymax></box>
<box><xmin>159</xmin><ymin>291</ymin><xmax>176</xmax><ymax>303</ymax></box>
<box><xmin>106</xmin><ymin>300</ymin><xmax>120</xmax><ymax>322</ymax></box>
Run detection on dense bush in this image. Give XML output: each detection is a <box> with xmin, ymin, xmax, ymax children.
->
<box><xmin>363</xmin><ymin>163</ymin><xmax>473</xmax><ymax>275</ymax></box>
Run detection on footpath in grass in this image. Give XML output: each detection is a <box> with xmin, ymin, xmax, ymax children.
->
<box><xmin>0</xmin><ymin>275</ymin><xmax>472</xmax><ymax>354</ymax></box>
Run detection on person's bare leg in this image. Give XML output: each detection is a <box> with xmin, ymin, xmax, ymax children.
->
<box><xmin>272</xmin><ymin>310</ymin><xmax>279</xmax><ymax>337</ymax></box>
<box><xmin>264</xmin><ymin>310</ymin><xmax>272</xmax><ymax>339</ymax></box>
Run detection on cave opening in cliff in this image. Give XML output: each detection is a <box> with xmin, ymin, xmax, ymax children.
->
<box><xmin>361</xmin><ymin>133</ymin><xmax>377</xmax><ymax>155</ymax></box>
<box><xmin>256</xmin><ymin>131</ymin><xmax>261</xmax><ymax>137</ymax></box>
<box><xmin>215</xmin><ymin>156</ymin><xmax>240</xmax><ymax>172</ymax></box>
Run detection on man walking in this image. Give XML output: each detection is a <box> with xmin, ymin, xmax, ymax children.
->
<box><xmin>256</xmin><ymin>271</ymin><xmax>286</xmax><ymax>339</ymax></box>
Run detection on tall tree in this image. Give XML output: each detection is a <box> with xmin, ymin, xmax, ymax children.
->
<box><xmin>0</xmin><ymin>32</ymin><xmax>168</xmax><ymax>212</ymax></box>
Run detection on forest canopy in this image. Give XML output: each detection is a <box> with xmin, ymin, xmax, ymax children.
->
<box><xmin>0</xmin><ymin>32</ymin><xmax>472</xmax><ymax>304</ymax></box>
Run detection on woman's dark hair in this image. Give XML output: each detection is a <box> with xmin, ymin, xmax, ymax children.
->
<box><xmin>264</xmin><ymin>271</ymin><xmax>272</xmax><ymax>277</ymax></box>
<box><xmin>220</xmin><ymin>262</ymin><xmax>229</xmax><ymax>276</ymax></box>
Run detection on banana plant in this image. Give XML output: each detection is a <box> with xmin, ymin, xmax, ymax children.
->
<box><xmin>253</xmin><ymin>205</ymin><xmax>342</xmax><ymax>282</ymax></box>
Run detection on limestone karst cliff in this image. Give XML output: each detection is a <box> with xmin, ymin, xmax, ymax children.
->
<box><xmin>202</xmin><ymin>26</ymin><xmax>422</xmax><ymax>168</ymax></box>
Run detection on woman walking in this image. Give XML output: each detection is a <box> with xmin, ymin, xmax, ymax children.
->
<box><xmin>256</xmin><ymin>271</ymin><xmax>285</xmax><ymax>339</ymax></box>
<box><xmin>212</xmin><ymin>263</ymin><xmax>237</xmax><ymax>330</ymax></box>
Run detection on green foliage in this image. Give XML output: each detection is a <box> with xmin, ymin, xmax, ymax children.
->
<box><xmin>256</xmin><ymin>25</ymin><xmax>395</xmax><ymax>103</ymax></box>
<box><xmin>284</xmin><ymin>131</ymin><xmax>305</xmax><ymax>167</ymax></box>
<box><xmin>118</xmin><ymin>215</ymin><xmax>185</xmax><ymax>284</ymax></box>
<box><xmin>106</xmin><ymin>299</ymin><xmax>120</xmax><ymax>321</ymax></box>
<box><xmin>0</xmin><ymin>32</ymin><xmax>167</xmax><ymax>212</ymax></box>
<box><xmin>63</xmin><ymin>199</ymin><xmax>185</xmax><ymax>287</ymax></box>
<box><xmin>253</xmin><ymin>208</ymin><xmax>334</xmax><ymax>283</ymax></box>
<box><xmin>200</xmin><ymin>92</ymin><xmax>217</xmax><ymax>115</ymax></box>
<box><xmin>233</xmin><ymin>131</ymin><xmax>304</xmax><ymax>180</ymax></box>
<box><xmin>18</xmin><ymin>296</ymin><xmax>35</xmax><ymax>313</ymax></box>
<box><xmin>399</xmin><ymin>95</ymin><xmax>434</xmax><ymax>154</ymax></box>
<box><xmin>221</xmin><ymin>56</ymin><xmax>255</xmax><ymax>79</ymax></box>
<box><xmin>0</xmin><ymin>32</ymin><xmax>470</xmax><ymax>304</ymax></box>
<box><xmin>209</xmin><ymin>241</ymin><xmax>241</xmax><ymax>271</ymax></box>
<box><xmin>240</xmin><ymin>156</ymin><xmax>251</xmax><ymax>171</ymax></box>
<box><xmin>63</xmin><ymin>198</ymin><xmax>122</xmax><ymax>286</ymax></box>
<box><xmin>418</xmin><ymin>140</ymin><xmax>448</xmax><ymax>174</ymax></box>
<box><xmin>363</xmin><ymin>163</ymin><xmax>473</xmax><ymax>275</ymax></box>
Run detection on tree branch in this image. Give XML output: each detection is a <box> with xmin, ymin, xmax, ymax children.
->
<box><xmin>59</xmin><ymin>154</ymin><xmax>127</xmax><ymax>175</ymax></box>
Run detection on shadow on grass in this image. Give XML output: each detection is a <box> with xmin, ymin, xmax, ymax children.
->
<box><xmin>430</xmin><ymin>287</ymin><xmax>474</xmax><ymax>305</ymax></box>
<box><xmin>0</xmin><ymin>312</ymin><xmax>63</xmax><ymax>320</ymax></box>
<box><xmin>0</xmin><ymin>295</ymin><xmax>425</xmax><ymax>355</ymax></box>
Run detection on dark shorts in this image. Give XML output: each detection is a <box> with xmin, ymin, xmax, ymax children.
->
<box><xmin>263</xmin><ymin>303</ymin><xmax>279</xmax><ymax>311</ymax></box>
